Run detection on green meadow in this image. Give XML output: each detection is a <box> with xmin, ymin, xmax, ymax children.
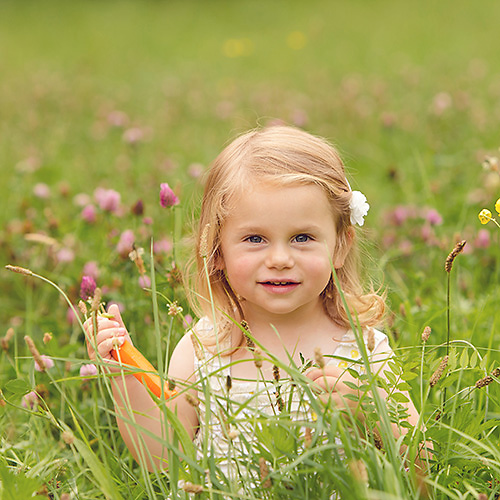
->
<box><xmin>1</xmin><ymin>1</ymin><xmax>500</xmax><ymax>498</ymax></box>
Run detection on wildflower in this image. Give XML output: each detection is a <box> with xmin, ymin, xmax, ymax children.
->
<box><xmin>496</xmin><ymin>198</ymin><xmax>500</xmax><ymax>215</ymax></box>
<box><xmin>81</xmin><ymin>204</ymin><xmax>97</xmax><ymax>223</ymax></box>
<box><xmin>168</xmin><ymin>301</ymin><xmax>183</xmax><ymax>317</ymax></box>
<box><xmin>116</xmin><ymin>229</ymin><xmax>135</xmax><ymax>257</ymax></box>
<box><xmin>80</xmin><ymin>276</ymin><xmax>97</xmax><ymax>301</ymax></box>
<box><xmin>107</xmin><ymin>110</ymin><xmax>129</xmax><ymax>127</ymax></box>
<box><xmin>43</xmin><ymin>332</ymin><xmax>52</xmax><ymax>344</ymax></box>
<box><xmin>94</xmin><ymin>187</ymin><xmax>121</xmax><ymax>213</ymax></box>
<box><xmin>429</xmin><ymin>355</ymin><xmax>449</xmax><ymax>387</ymax></box>
<box><xmin>425</xmin><ymin>208</ymin><xmax>443</xmax><ymax>226</ymax></box>
<box><xmin>187</xmin><ymin>163</ymin><xmax>204</xmax><ymax>179</ymax></box>
<box><xmin>82</xmin><ymin>261</ymin><xmax>100</xmax><ymax>280</ymax></box>
<box><xmin>421</xmin><ymin>326</ymin><xmax>431</xmax><ymax>343</ymax></box>
<box><xmin>444</xmin><ymin>240</ymin><xmax>466</xmax><ymax>273</ymax></box>
<box><xmin>131</xmin><ymin>199</ymin><xmax>144</xmax><ymax>216</ymax></box>
<box><xmin>56</xmin><ymin>248</ymin><xmax>75</xmax><ymax>264</ymax></box>
<box><xmin>183</xmin><ymin>314</ymin><xmax>193</xmax><ymax>329</ymax></box>
<box><xmin>478</xmin><ymin>208</ymin><xmax>492</xmax><ymax>224</ymax></box>
<box><xmin>22</xmin><ymin>391</ymin><xmax>39</xmax><ymax>409</ymax></box>
<box><xmin>33</xmin><ymin>182</ymin><xmax>51</xmax><ymax>199</ymax></box>
<box><xmin>138</xmin><ymin>275</ymin><xmax>151</xmax><ymax>288</ymax></box>
<box><xmin>159</xmin><ymin>183</ymin><xmax>179</xmax><ymax>208</ymax></box>
<box><xmin>35</xmin><ymin>355</ymin><xmax>54</xmax><ymax>372</ymax></box>
<box><xmin>73</xmin><ymin>193</ymin><xmax>92</xmax><ymax>207</ymax></box>
<box><xmin>287</xmin><ymin>31</ymin><xmax>307</xmax><ymax>50</ymax></box>
<box><xmin>474</xmin><ymin>229</ymin><xmax>490</xmax><ymax>249</ymax></box>
<box><xmin>259</xmin><ymin>457</ymin><xmax>272</xmax><ymax>488</ymax></box>
<box><xmin>123</xmin><ymin>127</ymin><xmax>144</xmax><ymax>145</ymax></box>
<box><xmin>80</xmin><ymin>364</ymin><xmax>98</xmax><ymax>379</ymax></box>
<box><xmin>431</xmin><ymin>92</ymin><xmax>452</xmax><ymax>115</ymax></box>
<box><xmin>482</xmin><ymin>155</ymin><xmax>499</xmax><ymax>171</ymax></box>
<box><xmin>67</xmin><ymin>307</ymin><xmax>77</xmax><ymax>324</ymax></box>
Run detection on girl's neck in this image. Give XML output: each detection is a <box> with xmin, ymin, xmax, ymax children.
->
<box><xmin>240</xmin><ymin>301</ymin><xmax>341</xmax><ymax>351</ymax></box>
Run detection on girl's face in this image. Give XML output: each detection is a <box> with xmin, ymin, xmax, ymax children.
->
<box><xmin>218</xmin><ymin>182</ymin><xmax>349</xmax><ymax>323</ymax></box>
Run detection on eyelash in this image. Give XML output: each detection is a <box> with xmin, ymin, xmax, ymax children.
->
<box><xmin>244</xmin><ymin>234</ymin><xmax>313</xmax><ymax>244</ymax></box>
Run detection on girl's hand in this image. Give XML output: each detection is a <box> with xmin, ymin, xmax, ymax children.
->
<box><xmin>84</xmin><ymin>304</ymin><xmax>132</xmax><ymax>364</ymax></box>
<box><xmin>306</xmin><ymin>365</ymin><xmax>363</xmax><ymax>417</ymax></box>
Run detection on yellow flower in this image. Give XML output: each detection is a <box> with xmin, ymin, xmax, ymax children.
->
<box><xmin>495</xmin><ymin>198</ymin><xmax>500</xmax><ymax>215</ymax></box>
<box><xmin>478</xmin><ymin>209</ymin><xmax>492</xmax><ymax>224</ymax></box>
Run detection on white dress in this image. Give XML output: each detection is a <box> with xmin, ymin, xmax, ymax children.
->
<box><xmin>191</xmin><ymin>317</ymin><xmax>390</xmax><ymax>488</ymax></box>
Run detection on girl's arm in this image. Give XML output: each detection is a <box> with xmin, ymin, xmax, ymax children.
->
<box><xmin>84</xmin><ymin>304</ymin><xmax>199</xmax><ymax>471</ymax></box>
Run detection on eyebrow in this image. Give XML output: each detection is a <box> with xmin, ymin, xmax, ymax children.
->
<box><xmin>236</xmin><ymin>224</ymin><xmax>325</xmax><ymax>234</ymax></box>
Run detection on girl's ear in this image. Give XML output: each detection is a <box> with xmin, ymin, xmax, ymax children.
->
<box><xmin>214</xmin><ymin>249</ymin><xmax>225</xmax><ymax>271</ymax></box>
<box><xmin>333</xmin><ymin>227</ymin><xmax>354</xmax><ymax>269</ymax></box>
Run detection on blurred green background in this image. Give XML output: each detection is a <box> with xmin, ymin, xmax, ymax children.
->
<box><xmin>1</xmin><ymin>0</ymin><xmax>499</xmax><ymax>345</ymax></box>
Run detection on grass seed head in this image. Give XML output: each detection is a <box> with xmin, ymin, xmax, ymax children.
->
<box><xmin>78</xmin><ymin>300</ymin><xmax>88</xmax><ymax>316</ymax></box>
<box><xmin>421</xmin><ymin>326</ymin><xmax>431</xmax><ymax>343</ymax></box>
<box><xmin>349</xmin><ymin>459</ymin><xmax>368</xmax><ymax>482</ymax></box>
<box><xmin>1</xmin><ymin>328</ymin><xmax>15</xmax><ymax>351</ymax></box>
<box><xmin>367</xmin><ymin>327</ymin><xmax>375</xmax><ymax>352</ymax></box>
<box><xmin>199</xmin><ymin>223</ymin><xmax>210</xmax><ymax>259</ymax></box>
<box><xmin>444</xmin><ymin>240</ymin><xmax>466</xmax><ymax>273</ymax></box>
<box><xmin>241</xmin><ymin>320</ymin><xmax>256</xmax><ymax>351</ymax></box>
<box><xmin>181</xmin><ymin>481</ymin><xmax>204</xmax><ymax>494</ymax></box>
<box><xmin>91</xmin><ymin>287</ymin><xmax>102</xmax><ymax>312</ymax></box>
<box><xmin>62</xmin><ymin>430</ymin><xmax>75</xmax><ymax>445</ymax></box>
<box><xmin>314</xmin><ymin>347</ymin><xmax>325</xmax><ymax>368</ymax></box>
<box><xmin>5</xmin><ymin>264</ymin><xmax>33</xmax><ymax>276</ymax></box>
<box><xmin>259</xmin><ymin>457</ymin><xmax>272</xmax><ymax>489</ymax></box>
<box><xmin>304</xmin><ymin>427</ymin><xmax>312</xmax><ymax>448</ymax></box>
<box><xmin>24</xmin><ymin>335</ymin><xmax>46</xmax><ymax>371</ymax></box>
<box><xmin>430</xmin><ymin>355</ymin><xmax>449</xmax><ymax>387</ymax></box>
<box><xmin>253</xmin><ymin>348</ymin><xmax>263</xmax><ymax>369</ymax></box>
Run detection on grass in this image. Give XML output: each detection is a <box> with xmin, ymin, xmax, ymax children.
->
<box><xmin>1</xmin><ymin>0</ymin><xmax>500</xmax><ymax>498</ymax></box>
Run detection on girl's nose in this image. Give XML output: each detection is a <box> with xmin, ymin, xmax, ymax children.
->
<box><xmin>265</xmin><ymin>244</ymin><xmax>294</xmax><ymax>269</ymax></box>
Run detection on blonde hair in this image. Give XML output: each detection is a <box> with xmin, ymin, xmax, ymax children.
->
<box><xmin>187</xmin><ymin>125</ymin><xmax>385</xmax><ymax>349</ymax></box>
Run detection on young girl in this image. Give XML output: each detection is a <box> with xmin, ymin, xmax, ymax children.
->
<box><xmin>85</xmin><ymin>125</ymin><xmax>420</xmax><ymax>482</ymax></box>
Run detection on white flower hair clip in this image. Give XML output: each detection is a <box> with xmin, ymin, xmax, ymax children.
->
<box><xmin>346</xmin><ymin>181</ymin><xmax>370</xmax><ymax>226</ymax></box>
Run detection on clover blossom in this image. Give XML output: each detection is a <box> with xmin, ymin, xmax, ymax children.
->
<box><xmin>80</xmin><ymin>275</ymin><xmax>97</xmax><ymax>300</ymax></box>
<box><xmin>159</xmin><ymin>183</ymin><xmax>179</xmax><ymax>208</ymax></box>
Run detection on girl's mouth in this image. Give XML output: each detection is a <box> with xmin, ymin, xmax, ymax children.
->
<box><xmin>259</xmin><ymin>280</ymin><xmax>300</xmax><ymax>293</ymax></box>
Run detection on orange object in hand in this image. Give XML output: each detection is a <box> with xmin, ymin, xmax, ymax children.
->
<box><xmin>111</xmin><ymin>339</ymin><xmax>176</xmax><ymax>400</ymax></box>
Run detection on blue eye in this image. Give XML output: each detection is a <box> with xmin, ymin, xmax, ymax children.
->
<box><xmin>294</xmin><ymin>234</ymin><xmax>311</xmax><ymax>243</ymax></box>
<box><xmin>246</xmin><ymin>235</ymin><xmax>263</xmax><ymax>244</ymax></box>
